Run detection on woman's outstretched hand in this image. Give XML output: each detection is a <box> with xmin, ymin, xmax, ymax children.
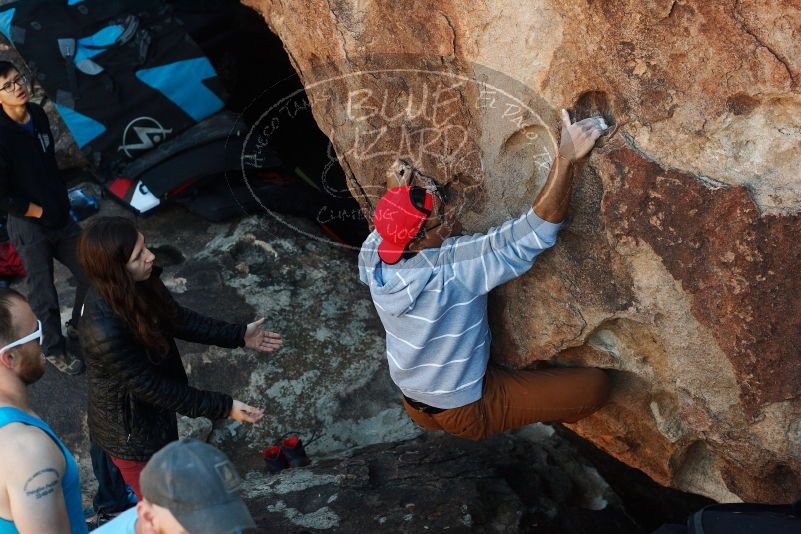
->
<box><xmin>230</xmin><ymin>400</ymin><xmax>264</xmax><ymax>423</ymax></box>
<box><xmin>558</xmin><ymin>108</ymin><xmax>608</xmax><ymax>162</ymax></box>
<box><xmin>244</xmin><ymin>318</ymin><xmax>283</xmax><ymax>352</ymax></box>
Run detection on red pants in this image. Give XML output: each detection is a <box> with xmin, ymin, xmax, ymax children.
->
<box><xmin>403</xmin><ymin>364</ymin><xmax>610</xmax><ymax>440</ymax></box>
<box><xmin>110</xmin><ymin>456</ymin><xmax>148</xmax><ymax>500</ymax></box>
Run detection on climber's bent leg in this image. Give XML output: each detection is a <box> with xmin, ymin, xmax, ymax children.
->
<box><xmin>429</xmin><ymin>364</ymin><xmax>610</xmax><ymax>440</ymax></box>
<box><xmin>479</xmin><ymin>363</ymin><xmax>610</xmax><ymax>435</ymax></box>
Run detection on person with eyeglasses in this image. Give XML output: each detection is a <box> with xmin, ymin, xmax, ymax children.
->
<box><xmin>0</xmin><ymin>61</ymin><xmax>88</xmax><ymax>376</ymax></box>
<box><xmin>0</xmin><ymin>288</ymin><xmax>88</xmax><ymax>533</ymax></box>
<box><xmin>359</xmin><ymin>110</ymin><xmax>611</xmax><ymax>440</ymax></box>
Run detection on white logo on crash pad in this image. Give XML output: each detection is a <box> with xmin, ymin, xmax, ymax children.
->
<box><xmin>118</xmin><ymin>116</ymin><xmax>173</xmax><ymax>158</ymax></box>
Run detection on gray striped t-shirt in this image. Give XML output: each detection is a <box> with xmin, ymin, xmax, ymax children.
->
<box><xmin>358</xmin><ymin>208</ymin><xmax>562</xmax><ymax>409</ymax></box>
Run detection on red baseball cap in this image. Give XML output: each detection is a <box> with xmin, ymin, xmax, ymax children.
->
<box><xmin>373</xmin><ymin>186</ymin><xmax>434</xmax><ymax>264</ymax></box>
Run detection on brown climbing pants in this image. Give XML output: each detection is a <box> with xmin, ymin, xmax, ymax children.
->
<box><xmin>402</xmin><ymin>364</ymin><xmax>610</xmax><ymax>440</ymax></box>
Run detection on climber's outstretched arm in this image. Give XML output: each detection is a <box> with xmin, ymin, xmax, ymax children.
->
<box><xmin>532</xmin><ymin>109</ymin><xmax>607</xmax><ymax>223</ymax></box>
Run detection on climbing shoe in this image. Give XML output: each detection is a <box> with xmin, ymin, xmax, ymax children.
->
<box><xmin>262</xmin><ymin>446</ymin><xmax>287</xmax><ymax>474</ymax></box>
<box><xmin>263</xmin><ymin>432</ymin><xmax>317</xmax><ymax>473</ymax></box>
<box><xmin>279</xmin><ymin>435</ymin><xmax>310</xmax><ymax>468</ymax></box>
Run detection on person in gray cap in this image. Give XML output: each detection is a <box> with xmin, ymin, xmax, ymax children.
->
<box><xmin>93</xmin><ymin>438</ymin><xmax>256</xmax><ymax>534</ymax></box>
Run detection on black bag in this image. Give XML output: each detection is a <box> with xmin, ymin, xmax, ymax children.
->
<box><xmin>653</xmin><ymin>502</ymin><xmax>801</xmax><ymax>534</ymax></box>
<box><xmin>0</xmin><ymin>0</ymin><xmax>226</xmax><ymax>173</ymax></box>
<box><xmin>690</xmin><ymin>502</ymin><xmax>801</xmax><ymax>534</ymax></box>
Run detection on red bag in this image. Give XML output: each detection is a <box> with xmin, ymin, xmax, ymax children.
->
<box><xmin>0</xmin><ymin>242</ymin><xmax>26</xmax><ymax>278</ymax></box>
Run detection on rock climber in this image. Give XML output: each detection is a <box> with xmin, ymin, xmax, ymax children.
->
<box><xmin>359</xmin><ymin>109</ymin><xmax>611</xmax><ymax>439</ymax></box>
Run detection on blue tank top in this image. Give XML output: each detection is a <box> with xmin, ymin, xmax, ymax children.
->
<box><xmin>0</xmin><ymin>407</ymin><xmax>88</xmax><ymax>534</ymax></box>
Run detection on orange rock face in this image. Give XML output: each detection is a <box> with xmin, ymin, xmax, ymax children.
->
<box><xmin>244</xmin><ymin>0</ymin><xmax>801</xmax><ymax>502</ymax></box>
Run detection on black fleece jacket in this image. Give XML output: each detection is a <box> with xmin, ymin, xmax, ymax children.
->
<box><xmin>80</xmin><ymin>269</ymin><xmax>248</xmax><ymax>460</ymax></box>
<box><xmin>0</xmin><ymin>102</ymin><xmax>71</xmax><ymax>227</ymax></box>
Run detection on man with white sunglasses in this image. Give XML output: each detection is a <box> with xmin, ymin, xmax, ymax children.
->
<box><xmin>0</xmin><ymin>288</ymin><xmax>88</xmax><ymax>533</ymax></box>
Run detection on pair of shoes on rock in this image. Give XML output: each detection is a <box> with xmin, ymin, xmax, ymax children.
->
<box><xmin>262</xmin><ymin>434</ymin><xmax>311</xmax><ymax>474</ymax></box>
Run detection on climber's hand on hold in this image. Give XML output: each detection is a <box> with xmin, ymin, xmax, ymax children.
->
<box><xmin>386</xmin><ymin>159</ymin><xmax>414</xmax><ymax>189</ymax></box>
<box><xmin>532</xmin><ymin>109</ymin><xmax>607</xmax><ymax>222</ymax></box>
<box><xmin>558</xmin><ymin>109</ymin><xmax>608</xmax><ymax>162</ymax></box>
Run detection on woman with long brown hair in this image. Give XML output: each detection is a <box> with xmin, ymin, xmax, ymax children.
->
<box><xmin>77</xmin><ymin>216</ymin><xmax>282</xmax><ymax>499</ymax></box>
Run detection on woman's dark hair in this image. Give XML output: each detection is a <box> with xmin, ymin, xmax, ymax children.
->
<box><xmin>78</xmin><ymin>216</ymin><xmax>175</xmax><ymax>357</ymax></box>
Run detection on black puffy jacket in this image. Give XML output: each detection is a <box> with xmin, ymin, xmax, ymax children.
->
<box><xmin>80</xmin><ymin>270</ymin><xmax>247</xmax><ymax>460</ymax></box>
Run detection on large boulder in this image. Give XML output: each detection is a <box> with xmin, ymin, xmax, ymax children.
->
<box><xmin>242</xmin><ymin>0</ymin><xmax>801</xmax><ymax>502</ymax></box>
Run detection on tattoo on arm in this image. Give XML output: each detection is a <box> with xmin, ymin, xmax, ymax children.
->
<box><xmin>23</xmin><ymin>468</ymin><xmax>60</xmax><ymax>500</ymax></box>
